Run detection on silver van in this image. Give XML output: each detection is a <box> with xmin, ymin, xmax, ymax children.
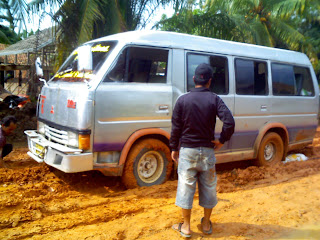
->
<box><xmin>25</xmin><ymin>31</ymin><xmax>319</xmax><ymax>188</ymax></box>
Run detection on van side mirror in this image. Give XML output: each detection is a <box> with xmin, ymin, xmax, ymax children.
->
<box><xmin>35</xmin><ymin>57</ymin><xmax>44</xmax><ymax>77</ymax></box>
<box><xmin>35</xmin><ymin>57</ymin><xmax>48</xmax><ymax>86</ymax></box>
<box><xmin>77</xmin><ymin>45</ymin><xmax>92</xmax><ymax>72</ymax></box>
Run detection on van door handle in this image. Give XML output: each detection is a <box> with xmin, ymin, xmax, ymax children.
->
<box><xmin>261</xmin><ymin>105</ymin><xmax>267</xmax><ymax>111</ymax></box>
<box><xmin>159</xmin><ymin>105</ymin><xmax>169</xmax><ymax>111</ymax></box>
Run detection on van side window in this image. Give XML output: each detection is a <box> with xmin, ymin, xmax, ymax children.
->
<box><xmin>187</xmin><ymin>53</ymin><xmax>229</xmax><ymax>94</ymax></box>
<box><xmin>272</xmin><ymin>64</ymin><xmax>314</xmax><ymax>96</ymax></box>
<box><xmin>105</xmin><ymin>47</ymin><xmax>168</xmax><ymax>83</ymax></box>
<box><xmin>271</xmin><ymin>63</ymin><xmax>295</xmax><ymax>95</ymax></box>
<box><xmin>235</xmin><ymin>59</ymin><xmax>268</xmax><ymax>95</ymax></box>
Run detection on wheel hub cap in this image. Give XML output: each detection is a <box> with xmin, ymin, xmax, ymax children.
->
<box><xmin>139</xmin><ymin>154</ymin><xmax>158</xmax><ymax>178</ymax></box>
<box><xmin>264</xmin><ymin>143</ymin><xmax>275</xmax><ymax>161</ymax></box>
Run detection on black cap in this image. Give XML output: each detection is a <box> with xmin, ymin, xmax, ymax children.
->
<box><xmin>194</xmin><ymin>63</ymin><xmax>213</xmax><ymax>83</ymax></box>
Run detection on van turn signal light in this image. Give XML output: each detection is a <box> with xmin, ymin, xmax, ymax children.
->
<box><xmin>79</xmin><ymin>134</ymin><xmax>90</xmax><ymax>150</ymax></box>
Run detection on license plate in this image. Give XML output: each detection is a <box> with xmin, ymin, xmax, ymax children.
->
<box><xmin>35</xmin><ymin>143</ymin><xmax>45</xmax><ymax>158</ymax></box>
<box><xmin>35</xmin><ymin>143</ymin><xmax>44</xmax><ymax>151</ymax></box>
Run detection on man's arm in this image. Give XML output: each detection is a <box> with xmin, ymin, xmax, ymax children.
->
<box><xmin>169</xmin><ymin>98</ymin><xmax>183</xmax><ymax>162</ymax></box>
<box><xmin>216</xmin><ymin>96</ymin><xmax>235</xmax><ymax>144</ymax></box>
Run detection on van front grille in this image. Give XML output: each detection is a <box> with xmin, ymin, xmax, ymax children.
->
<box><xmin>44</xmin><ymin>125</ymin><xmax>68</xmax><ymax>145</ymax></box>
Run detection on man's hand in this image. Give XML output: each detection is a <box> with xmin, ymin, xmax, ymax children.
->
<box><xmin>212</xmin><ymin>140</ymin><xmax>224</xmax><ymax>151</ymax></box>
<box><xmin>171</xmin><ymin>151</ymin><xmax>179</xmax><ymax>163</ymax></box>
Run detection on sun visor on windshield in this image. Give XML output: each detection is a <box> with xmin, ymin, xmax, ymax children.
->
<box><xmin>51</xmin><ymin>41</ymin><xmax>117</xmax><ymax>83</ymax></box>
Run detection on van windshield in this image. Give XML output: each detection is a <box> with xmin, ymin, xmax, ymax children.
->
<box><xmin>51</xmin><ymin>41</ymin><xmax>117</xmax><ymax>83</ymax></box>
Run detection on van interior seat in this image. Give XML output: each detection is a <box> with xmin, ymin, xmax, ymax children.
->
<box><xmin>148</xmin><ymin>75</ymin><xmax>166</xmax><ymax>83</ymax></box>
<box><xmin>212</xmin><ymin>72</ymin><xmax>226</xmax><ymax>94</ymax></box>
<box><xmin>129</xmin><ymin>59</ymin><xmax>151</xmax><ymax>82</ymax></box>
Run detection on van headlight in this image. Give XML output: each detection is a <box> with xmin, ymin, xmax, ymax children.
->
<box><xmin>68</xmin><ymin>131</ymin><xmax>79</xmax><ymax>147</ymax></box>
<box><xmin>68</xmin><ymin>132</ymin><xmax>90</xmax><ymax>150</ymax></box>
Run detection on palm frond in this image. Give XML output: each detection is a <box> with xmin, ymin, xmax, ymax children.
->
<box><xmin>270</xmin><ymin>18</ymin><xmax>305</xmax><ymax>50</ymax></box>
<box><xmin>268</xmin><ymin>0</ymin><xmax>307</xmax><ymax>18</ymax></box>
<box><xmin>78</xmin><ymin>0</ymin><xmax>104</xmax><ymax>44</ymax></box>
<box><xmin>11</xmin><ymin>0</ymin><xmax>29</xmax><ymax>31</ymax></box>
<box><xmin>229</xmin><ymin>0</ymin><xmax>256</xmax><ymax>15</ymax></box>
<box><xmin>205</xmin><ymin>0</ymin><xmax>232</xmax><ymax>13</ymax></box>
<box><xmin>28</xmin><ymin>0</ymin><xmax>64</xmax><ymax>12</ymax></box>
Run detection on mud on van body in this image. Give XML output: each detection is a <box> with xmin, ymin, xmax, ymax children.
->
<box><xmin>25</xmin><ymin>31</ymin><xmax>319</xmax><ymax>188</ymax></box>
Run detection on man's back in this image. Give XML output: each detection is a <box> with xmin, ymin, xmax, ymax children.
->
<box><xmin>170</xmin><ymin>87</ymin><xmax>234</xmax><ymax>151</ymax></box>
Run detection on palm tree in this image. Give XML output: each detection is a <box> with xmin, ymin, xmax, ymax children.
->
<box><xmin>157</xmin><ymin>0</ymin><xmax>312</xmax><ymax>49</ymax></box>
<box><xmin>29</xmin><ymin>0</ymin><xmax>184</xmax><ymax>65</ymax></box>
<box><xmin>155</xmin><ymin>1</ymin><xmax>243</xmax><ymax>41</ymax></box>
<box><xmin>223</xmin><ymin>0</ymin><xmax>307</xmax><ymax>49</ymax></box>
<box><xmin>157</xmin><ymin>0</ymin><xmax>320</xmax><ymax>79</ymax></box>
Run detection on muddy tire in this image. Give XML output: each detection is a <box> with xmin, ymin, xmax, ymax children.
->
<box><xmin>255</xmin><ymin>132</ymin><xmax>284</xmax><ymax>166</ymax></box>
<box><xmin>121</xmin><ymin>139</ymin><xmax>173</xmax><ymax>189</ymax></box>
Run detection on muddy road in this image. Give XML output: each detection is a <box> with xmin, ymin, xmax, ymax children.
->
<box><xmin>1</xmin><ymin>130</ymin><xmax>320</xmax><ymax>239</ymax></box>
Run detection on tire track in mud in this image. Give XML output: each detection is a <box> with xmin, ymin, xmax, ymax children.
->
<box><xmin>0</xmin><ymin>162</ymin><xmax>177</xmax><ymax>240</ymax></box>
<box><xmin>0</xmin><ymin>183</ymin><xmax>177</xmax><ymax>240</ymax></box>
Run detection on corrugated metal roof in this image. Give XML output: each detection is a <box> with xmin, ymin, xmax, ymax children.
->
<box><xmin>0</xmin><ymin>28</ymin><xmax>55</xmax><ymax>56</ymax></box>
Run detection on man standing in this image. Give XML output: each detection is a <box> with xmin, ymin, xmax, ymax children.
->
<box><xmin>170</xmin><ymin>63</ymin><xmax>235</xmax><ymax>237</ymax></box>
<box><xmin>0</xmin><ymin>115</ymin><xmax>17</xmax><ymax>168</ymax></box>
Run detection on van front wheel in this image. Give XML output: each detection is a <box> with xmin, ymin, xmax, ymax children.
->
<box><xmin>255</xmin><ymin>132</ymin><xmax>284</xmax><ymax>166</ymax></box>
<box><xmin>121</xmin><ymin>139</ymin><xmax>173</xmax><ymax>188</ymax></box>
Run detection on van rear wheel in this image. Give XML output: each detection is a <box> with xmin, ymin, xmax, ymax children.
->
<box><xmin>255</xmin><ymin>132</ymin><xmax>284</xmax><ymax>166</ymax></box>
<box><xmin>121</xmin><ymin>139</ymin><xmax>173</xmax><ymax>189</ymax></box>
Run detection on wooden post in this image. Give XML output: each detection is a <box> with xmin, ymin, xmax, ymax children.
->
<box><xmin>4</xmin><ymin>55</ymin><xmax>7</xmax><ymax>81</ymax></box>
<box><xmin>0</xmin><ymin>70</ymin><xmax>4</xmax><ymax>88</ymax></box>
<box><xmin>19</xmin><ymin>70</ymin><xmax>22</xmax><ymax>86</ymax></box>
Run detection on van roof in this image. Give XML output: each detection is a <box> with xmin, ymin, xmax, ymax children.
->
<box><xmin>90</xmin><ymin>30</ymin><xmax>311</xmax><ymax>66</ymax></box>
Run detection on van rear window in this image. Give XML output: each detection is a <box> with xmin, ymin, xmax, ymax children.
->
<box><xmin>272</xmin><ymin>63</ymin><xmax>314</xmax><ymax>96</ymax></box>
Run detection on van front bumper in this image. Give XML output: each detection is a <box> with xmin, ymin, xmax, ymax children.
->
<box><xmin>25</xmin><ymin>130</ymin><xmax>93</xmax><ymax>173</ymax></box>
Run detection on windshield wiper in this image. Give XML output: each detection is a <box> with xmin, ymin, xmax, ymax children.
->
<box><xmin>58</xmin><ymin>68</ymin><xmax>73</xmax><ymax>75</ymax></box>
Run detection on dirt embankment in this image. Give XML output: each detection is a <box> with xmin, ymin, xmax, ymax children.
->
<box><xmin>0</xmin><ymin>108</ymin><xmax>320</xmax><ymax>239</ymax></box>
<box><xmin>0</xmin><ymin>101</ymin><xmax>37</xmax><ymax>142</ymax></box>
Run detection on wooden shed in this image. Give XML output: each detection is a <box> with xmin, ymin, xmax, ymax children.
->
<box><xmin>0</xmin><ymin>28</ymin><xmax>57</xmax><ymax>95</ymax></box>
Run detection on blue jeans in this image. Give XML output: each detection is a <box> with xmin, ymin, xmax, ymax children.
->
<box><xmin>175</xmin><ymin>147</ymin><xmax>218</xmax><ymax>209</ymax></box>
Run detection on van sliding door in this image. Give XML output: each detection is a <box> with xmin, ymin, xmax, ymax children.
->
<box><xmin>185</xmin><ymin>52</ymin><xmax>234</xmax><ymax>153</ymax></box>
